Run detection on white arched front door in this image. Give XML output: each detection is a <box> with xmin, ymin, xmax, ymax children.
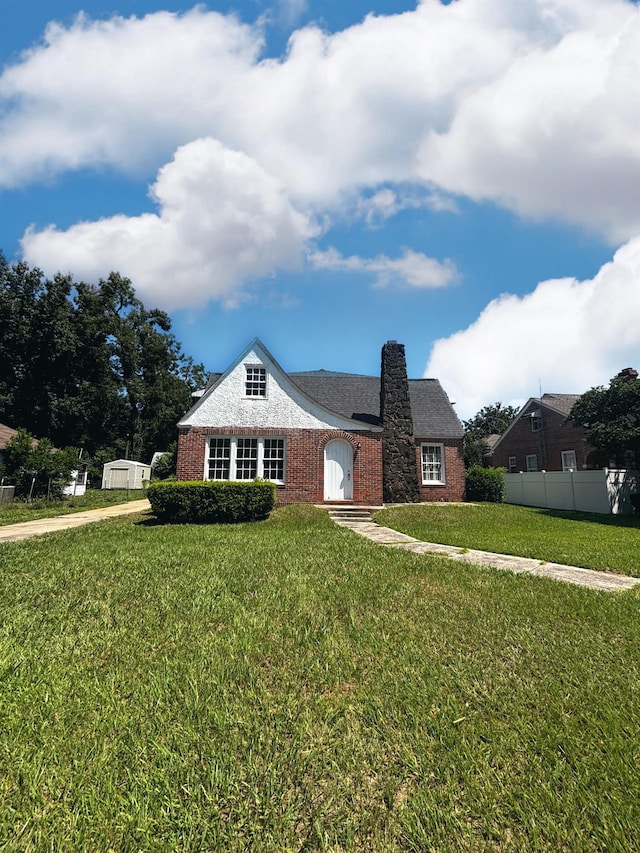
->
<box><xmin>324</xmin><ymin>439</ymin><xmax>353</xmax><ymax>501</ymax></box>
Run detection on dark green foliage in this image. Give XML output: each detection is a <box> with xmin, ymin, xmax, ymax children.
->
<box><xmin>463</xmin><ymin>402</ymin><xmax>517</xmax><ymax>468</ymax></box>
<box><xmin>464</xmin><ymin>402</ymin><xmax>518</xmax><ymax>439</ymax></box>
<box><xmin>463</xmin><ymin>436</ymin><xmax>491</xmax><ymax>469</ymax></box>
<box><xmin>631</xmin><ymin>493</ymin><xmax>640</xmax><ymax>515</ymax></box>
<box><xmin>568</xmin><ymin>368</ymin><xmax>640</xmax><ymax>466</ymax></box>
<box><xmin>465</xmin><ymin>465</ymin><xmax>505</xmax><ymax>503</ymax></box>
<box><xmin>0</xmin><ymin>256</ymin><xmax>206</xmax><ymax>461</ymax></box>
<box><xmin>147</xmin><ymin>480</ymin><xmax>277</xmax><ymax>523</ymax></box>
<box><xmin>151</xmin><ymin>442</ymin><xmax>177</xmax><ymax>480</ymax></box>
<box><xmin>3</xmin><ymin>428</ymin><xmax>79</xmax><ymax>499</ymax></box>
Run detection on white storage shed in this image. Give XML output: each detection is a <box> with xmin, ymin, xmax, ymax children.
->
<box><xmin>101</xmin><ymin>459</ymin><xmax>150</xmax><ymax>490</ymax></box>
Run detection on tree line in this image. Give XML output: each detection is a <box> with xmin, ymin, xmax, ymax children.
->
<box><xmin>0</xmin><ymin>255</ymin><xmax>206</xmax><ymax>482</ymax></box>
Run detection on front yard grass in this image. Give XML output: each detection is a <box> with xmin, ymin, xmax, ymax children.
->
<box><xmin>375</xmin><ymin>503</ymin><xmax>640</xmax><ymax>577</ymax></box>
<box><xmin>0</xmin><ymin>488</ymin><xmax>146</xmax><ymax>526</ymax></box>
<box><xmin>0</xmin><ymin>504</ymin><xmax>639</xmax><ymax>851</ymax></box>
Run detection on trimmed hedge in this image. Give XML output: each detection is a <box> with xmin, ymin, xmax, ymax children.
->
<box><xmin>465</xmin><ymin>466</ymin><xmax>505</xmax><ymax>503</ymax></box>
<box><xmin>147</xmin><ymin>480</ymin><xmax>277</xmax><ymax>523</ymax></box>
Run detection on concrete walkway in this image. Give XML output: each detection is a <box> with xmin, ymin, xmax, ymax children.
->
<box><xmin>328</xmin><ymin>509</ymin><xmax>640</xmax><ymax>593</ymax></box>
<box><xmin>0</xmin><ymin>499</ymin><xmax>151</xmax><ymax>543</ymax></box>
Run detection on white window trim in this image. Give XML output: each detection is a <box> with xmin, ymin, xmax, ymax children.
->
<box><xmin>206</xmin><ymin>436</ymin><xmax>286</xmax><ymax>484</ymax></box>
<box><xmin>421</xmin><ymin>442</ymin><xmax>446</xmax><ymax>485</ymax></box>
<box><xmin>561</xmin><ymin>450</ymin><xmax>577</xmax><ymax>472</ymax></box>
<box><xmin>526</xmin><ymin>454</ymin><xmax>538</xmax><ymax>472</ymax></box>
<box><xmin>531</xmin><ymin>417</ymin><xmax>542</xmax><ymax>433</ymax></box>
<box><xmin>244</xmin><ymin>364</ymin><xmax>267</xmax><ymax>398</ymax></box>
<box><xmin>508</xmin><ymin>456</ymin><xmax>517</xmax><ymax>473</ymax></box>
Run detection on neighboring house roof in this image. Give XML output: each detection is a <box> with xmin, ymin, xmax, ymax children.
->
<box><xmin>537</xmin><ymin>393</ymin><xmax>582</xmax><ymax>416</ymax></box>
<box><xmin>484</xmin><ymin>433</ymin><xmax>502</xmax><ymax>452</ymax></box>
<box><xmin>490</xmin><ymin>393</ymin><xmax>583</xmax><ymax>454</ymax></box>
<box><xmin>0</xmin><ymin>423</ymin><xmax>17</xmax><ymax>451</ymax></box>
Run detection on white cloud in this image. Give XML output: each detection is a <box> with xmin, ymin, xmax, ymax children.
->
<box><xmin>277</xmin><ymin>0</ymin><xmax>308</xmax><ymax>27</ymax></box>
<box><xmin>0</xmin><ymin>9</ymin><xmax>263</xmax><ymax>185</ymax></box>
<box><xmin>309</xmin><ymin>246</ymin><xmax>458</xmax><ymax>289</ymax></box>
<box><xmin>21</xmin><ymin>138</ymin><xmax>313</xmax><ymax>309</ymax></box>
<box><xmin>2</xmin><ymin>0</ymin><xmax>640</xmax><ymax>307</ymax></box>
<box><xmin>425</xmin><ymin>235</ymin><xmax>640</xmax><ymax>419</ymax></box>
<box><xmin>356</xmin><ymin>188</ymin><xmax>458</xmax><ymax>227</ymax></box>
<box><xmin>1</xmin><ymin>0</ymin><xmax>638</xmax><ymax>239</ymax></box>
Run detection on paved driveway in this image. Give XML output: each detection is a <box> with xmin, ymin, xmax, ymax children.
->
<box><xmin>0</xmin><ymin>499</ymin><xmax>150</xmax><ymax>543</ymax></box>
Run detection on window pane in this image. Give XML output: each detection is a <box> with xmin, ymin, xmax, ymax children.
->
<box><xmin>422</xmin><ymin>444</ymin><xmax>443</xmax><ymax>482</ymax></box>
<box><xmin>263</xmin><ymin>438</ymin><xmax>285</xmax><ymax>482</ymax></box>
<box><xmin>245</xmin><ymin>366</ymin><xmax>266</xmax><ymax>397</ymax></box>
<box><xmin>236</xmin><ymin>438</ymin><xmax>258</xmax><ymax>479</ymax></box>
<box><xmin>208</xmin><ymin>438</ymin><xmax>231</xmax><ymax>480</ymax></box>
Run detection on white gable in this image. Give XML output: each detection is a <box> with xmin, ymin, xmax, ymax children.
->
<box><xmin>179</xmin><ymin>340</ymin><xmax>376</xmax><ymax>431</ymax></box>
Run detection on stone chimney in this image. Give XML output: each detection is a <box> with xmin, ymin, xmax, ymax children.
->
<box><xmin>380</xmin><ymin>341</ymin><xmax>420</xmax><ymax>503</ymax></box>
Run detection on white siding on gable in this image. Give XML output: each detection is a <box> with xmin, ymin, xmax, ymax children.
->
<box><xmin>180</xmin><ymin>345</ymin><xmax>375</xmax><ymax>432</ymax></box>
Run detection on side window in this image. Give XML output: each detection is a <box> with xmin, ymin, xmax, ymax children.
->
<box><xmin>508</xmin><ymin>456</ymin><xmax>517</xmax><ymax>473</ymax></box>
<box><xmin>561</xmin><ymin>450</ymin><xmax>577</xmax><ymax>471</ymax></box>
<box><xmin>421</xmin><ymin>444</ymin><xmax>445</xmax><ymax>484</ymax></box>
<box><xmin>526</xmin><ymin>454</ymin><xmax>538</xmax><ymax>472</ymax></box>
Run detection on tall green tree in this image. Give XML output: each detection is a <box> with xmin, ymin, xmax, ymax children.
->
<box><xmin>463</xmin><ymin>402</ymin><xmax>518</xmax><ymax>468</ymax></box>
<box><xmin>568</xmin><ymin>368</ymin><xmax>640</xmax><ymax>466</ymax></box>
<box><xmin>0</xmin><ymin>256</ymin><xmax>205</xmax><ymax>462</ymax></box>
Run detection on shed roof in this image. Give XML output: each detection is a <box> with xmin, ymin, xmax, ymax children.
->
<box><xmin>0</xmin><ymin>423</ymin><xmax>17</xmax><ymax>451</ymax></box>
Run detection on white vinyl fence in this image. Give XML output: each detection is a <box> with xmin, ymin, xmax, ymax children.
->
<box><xmin>504</xmin><ymin>469</ymin><xmax>638</xmax><ymax>514</ymax></box>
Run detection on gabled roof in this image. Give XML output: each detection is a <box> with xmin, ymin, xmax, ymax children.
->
<box><xmin>490</xmin><ymin>393</ymin><xmax>583</xmax><ymax>454</ymax></box>
<box><xmin>192</xmin><ymin>358</ymin><xmax>464</xmax><ymax>438</ymax></box>
<box><xmin>181</xmin><ymin>339</ymin><xmax>381</xmax><ymax>431</ymax></box>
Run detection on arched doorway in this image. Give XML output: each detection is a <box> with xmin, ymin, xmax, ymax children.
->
<box><xmin>324</xmin><ymin>439</ymin><xmax>353</xmax><ymax>501</ymax></box>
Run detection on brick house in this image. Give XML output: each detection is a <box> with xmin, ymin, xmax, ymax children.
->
<box><xmin>176</xmin><ymin>339</ymin><xmax>465</xmax><ymax>505</ymax></box>
<box><xmin>490</xmin><ymin>394</ymin><xmax>600</xmax><ymax>473</ymax></box>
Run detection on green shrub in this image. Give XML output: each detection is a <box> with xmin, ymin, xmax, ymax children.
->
<box><xmin>465</xmin><ymin>466</ymin><xmax>505</xmax><ymax>503</ymax></box>
<box><xmin>147</xmin><ymin>480</ymin><xmax>277</xmax><ymax>523</ymax></box>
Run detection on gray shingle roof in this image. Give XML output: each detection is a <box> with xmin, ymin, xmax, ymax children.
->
<box><xmin>198</xmin><ymin>366</ymin><xmax>463</xmax><ymax>438</ymax></box>
<box><xmin>290</xmin><ymin>371</ymin><xmax>464</xmax><ymax>438</ymax></box>
<box><xmin>540</xmin><ymin>393</ymin><xmax>582</xmax><ymax>415</ymax></box>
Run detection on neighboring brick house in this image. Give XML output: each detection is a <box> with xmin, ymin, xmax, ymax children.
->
<box><xmin>490</xmin><ymin>394</ymin><xmax>600</xmax><ymax>473</ymax></box>
<box><xmin>176</xmin><ymin>339</ymin><xmax>465</xmax><ymax>505</ymax></box>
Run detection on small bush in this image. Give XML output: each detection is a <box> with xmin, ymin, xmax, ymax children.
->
<box><xmin>466</xmin><ymin>466</ymin><xmax>505</xmax><ymax>503</ymax></box>
<box><xmin>147</xmin><ymin>480</ymin><xmax>277</xmax><ymax>523</ymax></box>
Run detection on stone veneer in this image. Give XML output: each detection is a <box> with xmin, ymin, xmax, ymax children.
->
<box><xmin>380</xmin><ymin>342</ymin><xmax>420</xmax><ymax>503</ymax></box>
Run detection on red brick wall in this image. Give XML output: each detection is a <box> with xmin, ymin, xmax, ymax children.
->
<box><xmin>177</xmin><ymin>426</ymin><xmax>383</xmax><ymax>505</ymax></box>
<box><xmin>491</xmin><ymin>403</ymin><xmax>594</xmax><ymax>472</ymax></box>
<box><xmin>415</xmin><ymin>438</ymin><xmax>466</xmax><ymax>502</ymax></box>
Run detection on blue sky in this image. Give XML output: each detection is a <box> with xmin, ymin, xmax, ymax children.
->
<box><xmin>1</xmin><ymin>0</ymin><xmax>639</xmax><ymax>418</ymax></box>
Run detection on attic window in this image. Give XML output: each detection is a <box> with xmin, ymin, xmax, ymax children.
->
<box><xmin>245</xmin><ymin>366</ymin><xmax>267</xmax><ymax>397</ymax></box>
<box><xmin>530</xmin><ymin>415</ymin><xmax>542</xmax><ymax>432</ymax></box>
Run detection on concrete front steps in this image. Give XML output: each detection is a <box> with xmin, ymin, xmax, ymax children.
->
<box><xmin>324</xmin><ymin>505</ymin><xmax>382</xmax><ymax>526</ymax></box>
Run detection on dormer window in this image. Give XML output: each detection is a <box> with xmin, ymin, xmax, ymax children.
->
<box><xmin>245</xmin><ymin>365</ymin><xmax>267</xmax><ymax>397</ymax></box>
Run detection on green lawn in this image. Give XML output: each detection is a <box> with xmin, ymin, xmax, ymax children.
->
<box><xmin>0</xmin><ymin>488</ymin><xmax>146</xmax><ymax>526</ymax></box>
<box><xmin>0</xmin><ymin>505</ymin><xmax>639</xmax><ymax>851</ymax></box>
<box><xmin>375</xmin><ymin>503</ymin><xmax>640</xmax><ymax>577</ymax></box>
